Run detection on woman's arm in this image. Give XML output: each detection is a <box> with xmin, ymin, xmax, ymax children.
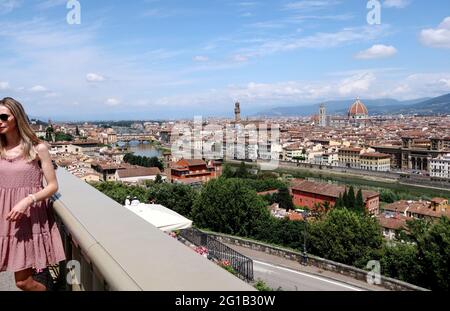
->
<box><xmin>6</xmin><ymin>143</ymin><xmax>58</xmax><ymax>222</ymax></box>
<box><xmin>31</xmin><ymin>143</ymin><xmax>59</xmax><ymax>201</ymax></box>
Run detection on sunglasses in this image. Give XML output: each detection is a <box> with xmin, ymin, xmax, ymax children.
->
<box><xmin>0</xmin><ymin>114</ymin><xmax>11</xmax><ymax>122</ymax></box>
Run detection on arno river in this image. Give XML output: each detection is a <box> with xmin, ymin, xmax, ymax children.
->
<box><xmin>116</xmin><ymin>141</ymin><xmax>163</xmax><ymax>158</ymax></box>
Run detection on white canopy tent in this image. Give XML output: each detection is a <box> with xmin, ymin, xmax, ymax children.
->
<box><xmin>124</xmin><ymin>202</ymin><xmax>192</xmax><ymax>232</ymax></box>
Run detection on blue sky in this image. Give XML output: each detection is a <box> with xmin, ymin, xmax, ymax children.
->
<box><xmin>0</xmin><ymin>0</ymin><xmax>449</xmax><ymax>120</ymax></box>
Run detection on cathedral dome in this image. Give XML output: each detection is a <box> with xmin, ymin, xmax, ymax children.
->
<box><xmin>348</xmin><ymin>98</ymin><xmax>369</xmax><ymax>118</ymax></box>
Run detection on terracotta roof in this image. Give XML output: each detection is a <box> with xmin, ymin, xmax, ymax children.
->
<box><xmin>382</xmin><ymin>201</ymin><xmax>412</xmax><ymax>213</ymax></box>
<box><xmin>377</xmin><ymin>215</ymin><xmax>408</xmax><ymax>230</ymax></box>
<box><xmin>288</xmin><ymin>212</ymin><xmax>303</xmax><ymax>221</ymax></box>
<box><xmin>348</xmin><ymin>98</ymin><xmax>369</xmax><ymax>116</ymax></box>
<box><xmin>431</xmin><ymin>197</ymin><xmax>448</xmax><ymax>204</ymax></box>
<box><xmin>290</xmin><ymin>179</ymin><xmax>378</xmax><ymax>200</ymax></box>
<box><xmin>383</xmin><ymin>200</ymin><xmax>450</xmax><ymax>218</ymax></box>
<box><xmin>176</xmin><ymin>159</ymin><xmax>207</xmax><ymax>167</ymax></box>
<box><xmin>117</xmin><ymin>167</ymin><xmax>162</xmax><ymax>178</ymax></box>
<box><xmin>408</xmin><ymin>204</ymin><xmax>450</xmax><ymax>218</ymax></box>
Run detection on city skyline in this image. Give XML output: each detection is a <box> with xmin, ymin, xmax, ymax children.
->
<box><xmin>0</xmin><ymin>0</ymin><xmax>450</xmax><ymax>120</ymax></box>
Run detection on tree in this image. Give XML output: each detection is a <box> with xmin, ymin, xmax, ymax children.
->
<box><xmin>149</xmin><ymin>156</ymin><xmax>164</xmax><ymax>170</ymax></box>
<box><xmin>355</xmin><ymin>189</ymin><xmax>365</xmax><ymax>214</ymax></box>
<box><xmin>147</xmin><ymin>183</ymin><xmax>197</xmax><ymax>217</ymax></box>
<box><xmin>123</xmin><ymin>154</ymin><xmax>163</xmax><ymax>170</ymax></box>
<box><xmin>55</xmin><ymin>132</ymin><xmax>73</xmax><ymax>142</ymax></box>
<box><xmin>416</xmin><ymin>217</ymin><xmax>450</xmax><ymax>291</ymax></box>
<box><xmin>347</xmin><ymin>186</ymin><xmax>356</xmax><ymax>210</ymax></box>
<box><xmin>292</xmin><ymin>156</ymin><xmax>302</xmax><ymax>167</ymax></box>
<box><xmin>390</xmin><ymin>217</ymin><xmax>450</xmax><ymax>290</ymax></box>
<box><xmin>335</xmin><ymin>194</ymin><xmax>344</xmax><ymax>208</ymax></box>
<box><xmin>380</xmin><ymin>189</ymin><xmax>398</xmax><ymax>203</ymax></box>
<box><xmin>45</xmin><ymin>125</ymin><xmax>54</xmax><ymax>142</ymax></box>
<box><xmin>154</xmin><ymin>174</ymin><xmax>163</xmax><ymax>184</ymax></box>
<box><xmin>192</xmin><ymin>178</ymin><xmax>270</xmax><ymax>237</ymax></box>
<box><xmin>91</xmin><ymin>181</ymin><xmax>147</xmax><ymax>205</ymax></box>
<box><xmin>235</xmin><ymin>161</ymin><xmax>249</xmax><ymax>178</ymax></box>
<box><xmin>342</xmin><ymin>189</ymin><xmax>349</xmax><ymax>208</ymax></box>
<box><xmin>381</xmin><ymin>242</ymin><xmax>422</xmax><ymax>286</ymax></box>
<box><xmin>277</xmin><ymin>186</ymin><xmax>294</xmax><ymax>211</ymax></box>
<box><xmin>321</xmin><ymin>201</ymin><xmax>331</xmax><ymax>214</ymax></box>
<box><xmin>75</xmin><ymin>125</ymin><xmax>80</xmax><ymax>136</ymax></box>
<box><xmin>221</xmin><ymin>164</ymin><xmax>235</xmax><ymax>178</ymax></box>
<box><xmin>307</xmin><ymin>208</ymin><xmax>383</xmax><ymax>268</ymax></box>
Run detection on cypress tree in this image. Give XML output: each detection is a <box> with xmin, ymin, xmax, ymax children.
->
<box><xmin>342</xmin><ymin>189</ymin><xmax>349</xmax><ymax>208</ymax></box>
<box><xmin>278</xmin><ymin>186</ymin><xmax>294</xmax><ymax>211</ymax></box>
<box><xmin>356</xmin><ymin>189</ymin><xmax>365</xmax><ymax>214</ymax></box>
<box><xmin>348</xmin><ymin>186</ymin><xmax>356</xmax><ymax>210</ymax></box>
<box><xmin>335</xmin><ymin>193</ymin><xmax>343</xmax><ymax>208</ymax></box>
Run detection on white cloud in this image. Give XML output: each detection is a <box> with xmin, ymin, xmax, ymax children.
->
<box><xmin>387</xmin><ymin>73</ymin><xmax>450</xmax><ymax>98</ymax></box>
<box><xmin>238</xmin><ymin>25</ymin><xmax>390</xmax><ymax>59</ymax></box>
<box><xmin>36</xmin><ymin>0</ymin><xmax>67</xmax><ymax>10</ymax></box>
<box><xmin>30</xmin><ymin>85</ymin><xmax>48</xmax><ymax>92</ymax></box>
<box><xmin>105</xmin><ymin>98</ymin><xmax>121</xmax><ymax>106</ymax></box>
<box><xmin>338</xmin><ymin>73</ymin><xmax>376</xmax><ymax>95</ymax></box>
<box><xmin>238</xmin><ymin>2</ymin><xmax>258</xmax><ymax>6</ymax></box>
<box><xmin>383</xmin><ymin>0</ymin><xmax>410</xmax><ymax>8</ymax></box>
<box><xmin>233</xmin><ymin>54</ymin><xmax>248</xmax><ymax>62</ymax></box>
<box><xmin>0</xmin><ymin>81</ymin><xmax>10</xmax><ymax>90</ymax></box>
<box><xmin>420</xmin><ymin>17</ymin><xmax>450</xmax><ymax>49</ymax></box>
<box><xmin>193</xmin><ymin>55</ymin><xmax>209</xmax><ymax>62</ymax></box>
<box><xmin>45</xmin><ymin>92</ymin><xmax>59</xmax><ymax>98</ymax></box>
<box><xmin>0</xmin><ymin>0</ymin><xmax>21</xmax><ymax>14</ymax></box>
<box><xmin>440</xmin><ymin>78</ymin><xmax>450</xmax><ymax>88</ymax></box>
<box><xmin>355</xmin><ymin>44</ymin><xmax>397</xmax><ymax>59</ymax></box>
<box><xmin>240</xmin><ymin>12</ymin><xmax>253</xmax><ymax>17</ymax></box>
<box><xmin>86</xmin><ymin>73</ymin><xmax>106</xmax><ymax>82</ymax></box>
<box><xmin>290</xmin><ymin>14</ymin><xmax>353</xmax><ymax>21</ymax></box>
<box><xmin>285</xmin><ymin>1</ymin><xmax>340</xmax><ymax>11</ymax></box>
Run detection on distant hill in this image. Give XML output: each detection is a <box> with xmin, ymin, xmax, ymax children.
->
<box><xmin>29</xmin><ymin>118</ymin><xmax>48</xmax><ymax>126</ymax></box>
<box><xmin>255</xmin><ymin>98</ymin><xmax>430</xmax><ymax>117</ymax></box>
<box><xmin>392</xmin><ymin>93</ymin><xmax>450</xmax><ymax>115</ymax></box>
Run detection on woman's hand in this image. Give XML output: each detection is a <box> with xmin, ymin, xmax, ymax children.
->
<box><xmin>6</xmin><ymin>197</ymin><xmax>32</xmax><ymax>222</ymax></box>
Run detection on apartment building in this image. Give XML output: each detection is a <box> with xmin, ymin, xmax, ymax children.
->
<box><xmin>430</xmin><ymin>153</ymin><xmax>450</xmax><ymax>180</ymax></box>
<box><xmin>360</xmin><ymin>153</ymin><xmax>391</xmax><ymax>172</ymax></box>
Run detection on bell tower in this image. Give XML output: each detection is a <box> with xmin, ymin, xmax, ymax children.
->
<box><xmin>234</xmin><ymin>102</ymin><xmax>241</xmax><ymax>123</ymax></box>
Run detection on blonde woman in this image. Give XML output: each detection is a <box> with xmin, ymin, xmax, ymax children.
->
<box><xmin>0</xmin><ymin>97</ymin><xmax>65</xmax><ymax>291</ymax></box>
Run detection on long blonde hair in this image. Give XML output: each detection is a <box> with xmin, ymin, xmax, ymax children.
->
<box><xmin>0</xmin><ymin>97</ymin><xmax>42</xmax><ymax>161</ymax></box>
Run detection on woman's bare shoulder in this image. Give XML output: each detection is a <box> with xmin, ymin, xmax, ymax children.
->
<box><xmin>35</xmin><ymin>142</ymin><xmax>51</xmax><ymax>156</ymax></box>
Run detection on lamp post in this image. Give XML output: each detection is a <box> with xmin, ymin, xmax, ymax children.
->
<box><xmin>302</xmin><ymin>211</ymin><xmax>308</xmax><ymax>265</ymax></box>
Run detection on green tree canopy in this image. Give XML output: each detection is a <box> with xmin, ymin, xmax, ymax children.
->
<box><xmin>416</xmin><ymin>217</ymin><xmax>450</xmax><ymax>291</ymax></box>
<box><xmin>347</xmin><ymin>186</ymin><xmax>356</xmax><ymax>210</ymax></box>
<box><xmin>235</xmin><ymin>161</ymin><xmax>249</xmax><ymax>178</ymax></box>
<box><xmin>91</xmin><ymin>181</ymin><xmax>147</xmax><ymax>205</ymax></box>
<box><xmin>147</xmin><ymin>183</ymin><xmax>197</xmax><ymax>217</ymax></box>
<box><xmin>192</xmin><ymin>178</ymin><xmax>271</xmax><ymax>237</ymax></box>
<box><xmin>381</xmin><ymin>242</ymin><xmax>422</xmax><ymax>286</ymax></box>
<box><xmin>221</xmin><ymin>163</ymin><xmax>235</xmax><ymax>179</ymax></box>
<box><xmin>123</xmin><ymin>154</ymin><xmax>164</xmax><ymax>170</ymax></box>
<box><xmin>355</xmin><ymin>189</ymin><xmax>365</xmax><ymax>214</ymax></box>
<box><xmin>307</xmin><ymin>208</ymin><xmax>383</xmax><ymax>267</ymax></box>
<box><xmin>277</xmin><ymin>186</ymin><xmax>294</xmax><ymax>211</ymax></box>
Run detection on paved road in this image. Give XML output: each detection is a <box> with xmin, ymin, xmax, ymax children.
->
<box><xmin>253</xmin><ymin>260</ymin><xmax>363</xmax><ymax>291</ymax></box>
<box><xmin>225</xmin><ymin>243</ymin><xmax>385</xmax><ymax>291</ymax></box>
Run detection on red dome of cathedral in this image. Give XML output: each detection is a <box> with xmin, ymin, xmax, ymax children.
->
<box><xmin>348</xmin><ymin>98</ymin><xmax>369</xmax><ymax>118</ymax></box>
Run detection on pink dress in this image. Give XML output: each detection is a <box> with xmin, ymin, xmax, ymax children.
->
<box><xmin>0</xmin><ymin>155</ymin><xmax>66</xmax><ymax>272</ymax></box>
